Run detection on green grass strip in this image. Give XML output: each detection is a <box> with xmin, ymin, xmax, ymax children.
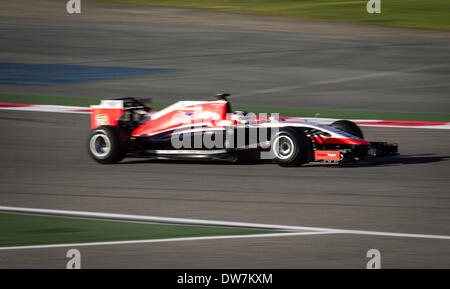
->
<box><xmin>1</xmin><ymin>93</ymin><xmax>449</xmax><ymax>122</ymax></box>
<box><xmin>98</xmin><ymin>0</ymin><xmax>450</xmax><ymax>31</ymax></box>
<box><xmin>0</xmin><ymin>212</ymin><xmax>276</xmax><ymax>247</ymax></box>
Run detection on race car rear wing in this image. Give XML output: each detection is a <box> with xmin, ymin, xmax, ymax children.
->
<box><xmin>90</xmin><ymin>98</ymin><xmax>151</xmax><ymax>129</ymax></box>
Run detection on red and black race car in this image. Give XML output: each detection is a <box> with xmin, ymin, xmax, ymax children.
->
<box><xmin>87</xmin><ymin>94</ymin><xmax>398</xmax><ymax>166</ymax></box>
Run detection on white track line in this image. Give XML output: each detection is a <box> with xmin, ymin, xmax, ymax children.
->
<box><xmin>0</xmin><ymin>205</ymin><xmax>334</xmax><ymax>231</ymax></box>
<box><xmin>1</xmin><ymin>206</ymin><xmax>450</xmax><ymax>243</ymax></box>
<box><xmin>0</xmin><ymin>232</ymin><xmax>335</xmax><ymax>251</ymax></box>
<box><xmin>357</xmin><ymin>124</ymin><xmax>450</xmax><ymax>130</ymax></box>
<box><xmin>0</xmin><ymin>105</ymin><xmax>89</xmax><ymax>114</ymax></box>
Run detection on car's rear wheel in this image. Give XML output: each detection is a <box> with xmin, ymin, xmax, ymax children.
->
<box><xmin>271</xmin><ymin>128</ymin><xmax>311</xmax><ymax>167</ymax></box>
<box><xmin>88</xmin><ymin>126</ymin><xmax>129</xmax><ymax>164</ymax></box>
<box><xmin>330</xmin><ymin>120</ymin><xmax>364</xmax><ymax>139</ymax></box>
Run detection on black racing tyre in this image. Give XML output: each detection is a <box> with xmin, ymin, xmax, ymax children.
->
<box><xmin>271</xmin><ymin>128</ymin><xmax>311</xmax><ymax>167</ymax></box>
<box><xmin>330</xmin><ymin>120</ymin><xmax>364</xmax><ymax>139</ymax></box>
<box><xmin>88</xmin><ymin>126</ymin><xmax>129</xmax><ymax>164</ymax></box>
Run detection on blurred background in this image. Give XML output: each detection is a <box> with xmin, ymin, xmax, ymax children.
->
<box><xmin>0</xmin><ymin>0</ymin><xmax>449</xmax><ymax>268</ymax></box>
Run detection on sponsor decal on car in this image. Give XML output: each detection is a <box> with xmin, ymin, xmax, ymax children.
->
<box><xmin>314</xmin><ymin>150</ymin><xmax>341</xmax><ymax>161</ymax></box>
<box><xmin>95</xmin><ymin>114</ymin><xmax>109</xmax><ymax>126</ymax></box>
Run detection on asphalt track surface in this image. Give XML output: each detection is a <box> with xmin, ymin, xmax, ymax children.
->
<box><xmin>0</xmin><ymin>111</ymin><xmax>449</xmax><ymax>268</ymax></box>
<box><xmin>0</xmin><ymin>1</ymin><xmax>449</xmax><ymax>268</ymax></box>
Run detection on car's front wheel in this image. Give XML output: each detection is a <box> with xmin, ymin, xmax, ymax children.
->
<box><xmin>88</xmin><ymin>126</ymin><xmax>129</xmax><ymax>164</ymax></box>
<box><xmin>330</xmin><ymin>120</ymin><xmax>364</xmax><ymax>139</ymax></box>
<box><xmin>271</xmin><ymin>128</ymin><xmax>311</xmax><ymax>167</ymax></box>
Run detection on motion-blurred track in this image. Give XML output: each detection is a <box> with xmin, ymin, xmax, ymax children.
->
<box><xmin>1</xmin><ymin>1</ymin><xmax>450</xmax><ymax>113</ymax></box>
<box><xmin>0</xmin><ymin>110</ymin><xmax>449</xmax><ymax>268</ymax></box>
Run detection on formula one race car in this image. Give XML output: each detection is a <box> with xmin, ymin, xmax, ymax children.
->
<box><xmin>87</xmin><ymin>94</ymin><xmax>398</xmax><ymax>166</ymax></box>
